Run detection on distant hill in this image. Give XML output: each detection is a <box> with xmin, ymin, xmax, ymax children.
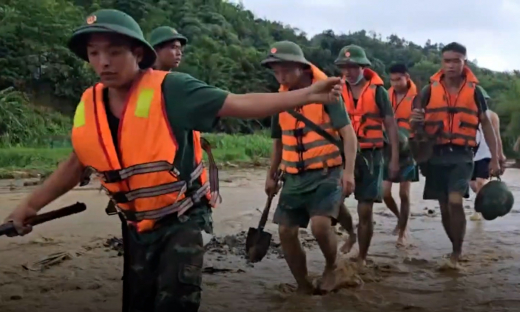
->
<box><xmin>1</xmin><ymin>0</ymin><xmax>519</xmax><ymax>152</ymax></box>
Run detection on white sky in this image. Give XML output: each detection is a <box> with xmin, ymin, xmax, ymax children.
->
<box><xmin>237</xmin><ymin>0</ymin><xmax>520</xmax><ymax>72</ymax></box>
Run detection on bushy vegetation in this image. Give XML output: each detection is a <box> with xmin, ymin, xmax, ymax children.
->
<box><xmin>1</xmin><ymin>0</ymin><xmax>520</xmax><ymax>175</ymax></box>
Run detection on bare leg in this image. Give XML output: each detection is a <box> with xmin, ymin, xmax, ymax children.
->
<box><xmin>469</xmin><ymin>180</ymin><xmax>478</xmax><ymax>193</ymax></box>
<box><xmin>310</xmin><ymin>216</ymin><xmax>338</xmax><ymax>292</ymax></box>
<box><xmin>383</xmin><ymin>181</ymin><xmax>399</xmax><ymax>235</ymax></box>
<box><xmin>279</xmin><ymin>225</ymin><xmax>313</xmax><ymax>293</ymax></box>
<box><xmin>396</xmin><ymin>182</ymin><xmax>411</xmax><ymax>247</ymax></box>
<box><xmin>337</xmin><ymin>202</ymin><xmax>357</xmax><ymax>253</ymax></box>
<box><xmin>439</xmin><ymin>199</ymin><xmax>453</xmax><ymax>242</ymax></box>
<box><xmin>357</xmin><ymin>201</ymin><xmax>374</xmax><ymax>266</ymax></box>
<box><xmin>448</xmin><ymin>192</ymin><xmax>466</xmax><ymax>267</ymax></box>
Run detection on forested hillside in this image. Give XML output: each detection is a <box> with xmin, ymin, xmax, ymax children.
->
<box><xmin>1</xmin><ymin>0</ymin><xmax>520</xmax><ymax>152</ymax></box>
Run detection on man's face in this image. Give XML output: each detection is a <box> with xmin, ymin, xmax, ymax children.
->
<box><xmin>270</xmin><ymin>62</ymin><xmax>304</xmax><ymax>88</ymax></box>
<box><xmin>389</xmin><ymin>73</ymin><xmax>409</xmax><ymax>92</ymax></box>
<box><xmin>156</xmin><ymin>40</ymin><xmax>183</xmax><ymax>69</ymax></box>
<box><xmin>441</xmin><ymin>50</ymin><xmax>465</xmax><ymax>78</ymax></box>
<box><xmin>338</xmin><ymin>64</ymin><xmax>363</xmax><ymax>84</ymax></box>
<box><xmin>86</xmin><ymin>33</ymin><xmax>142</xmax><ymax>88</ymax></box>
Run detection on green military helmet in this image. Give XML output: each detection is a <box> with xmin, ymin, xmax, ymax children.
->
<box><xmin>149</xmin><ymin>26</ymin><xmax>187</xmax><ymax>48</ymax></box>
<box><xmin>68</xmin><ymin>9</ymin><xmax>156</xmax><ymax>69</ymax></box>
<box><xmin>260</xmin><ymin>41</ymin><xmax>311</xmax><ymax>68</ymax></box>
<box><xmin>474</xmin><ymin>179</ymin><xmax>514</xmax><ymax>220</ymax></box>
<box><xmin>335</xmin><ymin>45</ymin><xmax>371</xmax><ymax>66</ymax></box>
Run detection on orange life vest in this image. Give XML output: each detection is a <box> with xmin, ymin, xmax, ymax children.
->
<box><xmin>341</xmin><ymin>68</ymin><xmax>385</xmax><ymax>149</ymax></box>
<box><xmin>388</xmin><ymin>80</ymin><xmax>417</xmax><ymax>131</ymax></box>
<box><xmin>278</xmin><ymin>64</ymin><xmax>343</xmax><ymax>174</ymax></box>
<box><xmin>71</xmin><ymin>69</ymin><xmax>213</xmax><ymax>233</ymax></box>
<box><xmin>424</xmin><ymin>67</ymin><xmax>480</xmax><ymax>147</ymax></box>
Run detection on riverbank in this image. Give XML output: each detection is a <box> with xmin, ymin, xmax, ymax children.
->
<box><xmin>0</xmin><ymin>168</ymin><xmax>519</xmax><ymax>312</ymax></box>
<box><xmin>0</xmin><ymin>132</ymin><xmax>272</xmax><ymax>178</ymax></box>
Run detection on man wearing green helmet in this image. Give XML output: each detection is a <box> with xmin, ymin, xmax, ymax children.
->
<box><xmin>149</xmin><ymin>26</ymin><xmax>187</xmax><ymax>70</ymax></box>
<box><xmin>262</xmin><ymin>41</ymin><xmax>358</xmax><ymax>293</ymax></box>
<box><xmin>2</xmin><ymin>10</ymin><xmax>343</xmax><ymax>312</ymax></box>
<box><xmin>335</xmin><ymin>45</ymin><xmax>400</xmax><ymax>266</ymax></box>
<box><xmin>469</xmin><ymin>87</ymin><xmax>506</xmax><ymax>221</ymax></box>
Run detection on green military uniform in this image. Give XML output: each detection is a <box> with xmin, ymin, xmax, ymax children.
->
<box><xmin>149</xmin><ymin>26</ymin><xmax>188</xmax><ymax>48</ymax></box>
<box><xmin>69</xmin><ymin>9</ymin><xmax>228</xmax><ymax>312</ymax></box>
<box><xmin>263</xmin><ymin>41</ymin><xmax>350</xmax><ymax>228</ymax></box>
<box><xmin>417</xmin><ymin>82</ymin><xmax>488</xmax><ymax>201</ymax></box>
<box><xmin>335</xmin><ymin>45</ymin><xmax>394</xmax><ymax>203</ymax></box>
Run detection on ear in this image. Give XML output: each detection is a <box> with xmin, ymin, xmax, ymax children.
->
<box><xmin>133</xmin><ymin>46</ymin><xmax>144</xmax><ymax>65</ymax></box>
<box><xmin>405</xmin><ymin>73</ymin><xmax>410</xmax><ymax>79</ymax></box>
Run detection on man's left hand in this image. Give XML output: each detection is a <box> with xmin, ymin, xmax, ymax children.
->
<box><xmin>499</xmin><ymin>153</ymin><xmax>507</xmax><ymax>174</ymax></box>
<box><xmin>490</xmin><ymin>158</ymin><xmax>501</xmax><ymax>177</ymax></box>
<box><xmin>341</xmin><ymin>172</ymin><xmax>355</xmax><ymax>197</ymax></box>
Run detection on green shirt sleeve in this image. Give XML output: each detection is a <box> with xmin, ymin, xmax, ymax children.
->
<box><xmin>162</xmin><ymin>72</ymin><xmax>229</xmax><ymax>132</ymax></box>
<box><xmin>271</xmin><ymin>114</ymin><xmax>282</xmax><ymax>139</ymax></box>
<box><xmin>375</xmin><ymin>86</ymin><xmax>394</xmax><ymax>117</ymax></box>
<box><xmin>474</xmin><ymin>85</ymin><xmax>488</xmax><ymax>114</ymax></box>
<box><xmin>324</xmin><ymin>97</ymin><xmax>351</xmax><ymax>130</ymax></box>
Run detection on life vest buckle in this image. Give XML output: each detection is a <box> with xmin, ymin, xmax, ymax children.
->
<box><xmin>102</xmin><ymin>170</ymin><xmax>123</xmax><ymax>183</ymax></box>
<box><xmin>170</xmin><ymin>167</ymin><xmax>180</xmax><ymax>179</ymax></box>
<box><xmin>119</xmin><ymin>209</ymin><xmax>138</xmax><ymax>222</ymax></box>
<box><xmin>111</xmin><ymin>191</ymin><xmax>130</xmax><ymax>204</ymax></box>
<box><xmin>293</xmin><ymin>128</ymin><xmax>305</xmax><ymax>138</ymax></box>
<box><xmin>447</xmin><ymin>107</ymin><xmax>459</xmax><ymax>114</ymax></box>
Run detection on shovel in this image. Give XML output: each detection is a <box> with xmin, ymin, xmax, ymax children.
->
<box><xmin>0</xmin><ymin>202</ymin><xmax>86</xmax><ymax>236</ymax></box>
<box><xmin>245</xmin><ymin>193</ymin><xmax>275</xmax><ymax>263</ymax></box>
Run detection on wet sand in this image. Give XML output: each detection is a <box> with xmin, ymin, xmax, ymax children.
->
<box><xmin>0</xmin><ymin>169</ymin><xmax>519</xmax><ymax>312</ymax></box>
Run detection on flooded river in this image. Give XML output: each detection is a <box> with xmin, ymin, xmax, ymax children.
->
<box><xmin>0</xmin><ymin>169</ymin><xmax>519</xmax><ymax>312</ymax></box>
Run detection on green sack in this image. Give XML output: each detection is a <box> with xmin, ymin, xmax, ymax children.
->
<box><xmin>474</xmin><ymin>179</ymin><xmax>514</xmax><ymax>220</ymax></box>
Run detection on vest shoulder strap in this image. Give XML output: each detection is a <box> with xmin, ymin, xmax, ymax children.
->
<box><xmin>286</xmin><ymin>109</ymin><xmax>345</xmax><ymax>164</ymax></box>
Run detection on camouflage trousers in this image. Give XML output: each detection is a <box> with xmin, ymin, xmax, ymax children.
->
<box><xmin>121</xmin><ymin>204</ymin><xmax>212</xmax><ymax>312</ymax></box>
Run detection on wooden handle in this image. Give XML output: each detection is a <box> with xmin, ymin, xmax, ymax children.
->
<box><xmin>257</xmin><ymin>194</ymin><xmax>274</xmax><ymax>229</ymax></box>
<box><xmin>27</xmin><ymin>202</ymin><xmax>86</xmax><ymax>226</ymax></box>
<box><xmin>0</xmin><ymin>202</ymin><xmax>86</xmax><ymax>236</ymax></box>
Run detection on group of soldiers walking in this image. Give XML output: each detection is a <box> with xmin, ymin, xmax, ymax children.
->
<box><xmin>3</xmin><ymin>9</ymin><xmax>506</xmax><ymax>312</ymax></box>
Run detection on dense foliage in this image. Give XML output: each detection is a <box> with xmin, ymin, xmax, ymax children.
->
<box><xmin>1</xmin><ymin>0</ymin><xmax>519</xmax><ymax>153</ymax></box>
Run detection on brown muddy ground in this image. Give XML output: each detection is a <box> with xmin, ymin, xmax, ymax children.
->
<box><xmin>0</xmin><ymin>169</ymin><xmax>519</xmax><ymax>312</ymax></box>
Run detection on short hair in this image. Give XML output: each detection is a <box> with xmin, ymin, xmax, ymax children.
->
<box><xmin>389</xmin><ymin>63</ymin><xmax>408</xmax><ymax>74</ymax></box>
<box><xmin>442</xmin><ymin>42</ymin><xmax>467</xmax><ymax>56</ymax></box>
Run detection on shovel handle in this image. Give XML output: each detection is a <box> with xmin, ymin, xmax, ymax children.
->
<box><xmin>0</xmin><ymin>202</ymin><xmax>86</xmax><ymax>236</ymax></box>
<box><xmin>27</xmin><ymin>202</ymin><xmax>86</xmax><ymax>226</ymax></box>
<box><xmin>257</xmin><ymin>194</ymin><xmax>274</xmax><ymax>229</ymax></box>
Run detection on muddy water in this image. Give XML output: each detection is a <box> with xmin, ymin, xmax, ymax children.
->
<box><xmin>0</xmin><ymin>169</ymin><xmax>519</xmax><ymax>312</ymax></box>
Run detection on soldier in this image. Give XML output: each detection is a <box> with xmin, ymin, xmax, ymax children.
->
<box><xmin>384</xmin><ymin>63</ymin><xmax>420</xmax><ymax>246</ymax></box>
<box><xmin>149</xmin><ymin>26</ymin><xmax>187</xmax><ymax>70</ymax></box>
<box><xmin>410</xmin><ymin>42</ymin><xmax>501</xmax><ymax>268</ymax></box>
<box><xmin>335</xmin><ymin>45</ymin><xmax>400</xmax><ymax>266</ymax></box>
<box><xmin>469</xmin><ymin>88</ymin><xmax>505</xmax><ymax>220</ymax></box>
<box><xmin>3</xmin><ymin>10</ymin><xmax>343</xmax><ymax>312</ymax></box>
<box><xmin>263</xmin><ymin>41</ymin><xmax>357</xmax><ymax>293</ymax></box>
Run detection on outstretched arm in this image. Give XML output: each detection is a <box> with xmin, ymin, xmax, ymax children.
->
<box><xmin>163</xmin><ymin>73</ymin><xmax>341</xmax><ymax>132</ymax></box>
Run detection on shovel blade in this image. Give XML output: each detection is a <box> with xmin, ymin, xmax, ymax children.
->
<box><xmin>245</xmin><ymin>227</ymin><xmax>257</xmax><ymax>253</ymax></box>
<box><xmin>245</xmin><ymin>227</ymin><xmax>272</xmax><ymax>263</ymax></box>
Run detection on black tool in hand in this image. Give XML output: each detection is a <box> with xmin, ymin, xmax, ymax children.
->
<box><xmin>0</xmin><ymin>202</ymin><xmax>86</xmax><ymax>236</ymax></box>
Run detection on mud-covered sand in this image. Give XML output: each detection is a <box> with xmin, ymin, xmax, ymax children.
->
<box><xmin>0</xmin><ymin>169</ymin><xmax>519</xmax><ymax>312</ymax></box>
